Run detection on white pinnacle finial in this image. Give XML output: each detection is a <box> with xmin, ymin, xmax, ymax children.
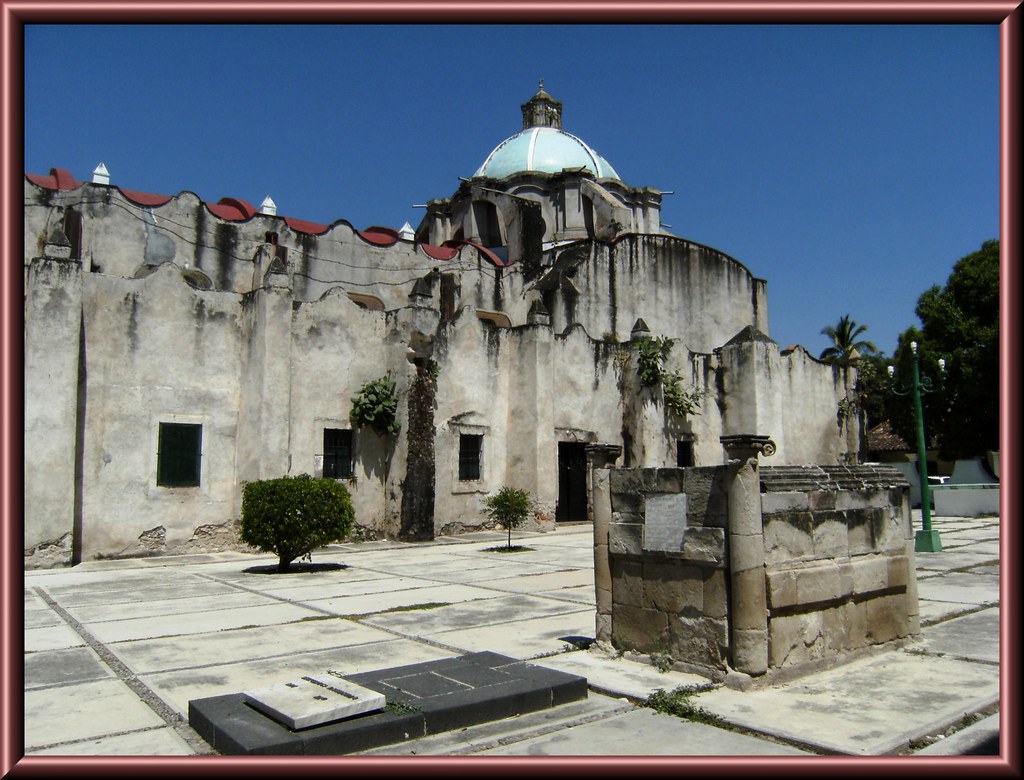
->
<box><xmin>260</xmin><ymin>195</ymin><xmax>277</xmax><ymax>216</ymax></box>
<box><xmin>398</xmin><ymin>221</ymin><xmax>415</xmax><ymax>240</ymax></box>
<box><xmin>92</xmin><ymin>162</ymin><xmax>110</xmax><ymax>185</ymax></box>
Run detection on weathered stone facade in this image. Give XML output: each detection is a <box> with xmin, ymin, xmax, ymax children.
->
<box><xmin>24</xmin><ymin>87</ymin><xmax>862</xmax><ymax>566</ymax></box>
<box><xmin>595</xmin><ymin>461</ymin><xmax>916</xmax><ymax>682</ymax></box>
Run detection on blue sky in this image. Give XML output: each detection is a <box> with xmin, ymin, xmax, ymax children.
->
<box><xmin>23</xmin><ymin>24</ymin><xmax>999</xmax><ymax>356</ymax></box>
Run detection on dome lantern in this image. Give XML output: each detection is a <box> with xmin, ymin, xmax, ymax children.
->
<box><xmin>521</xmin><ymin>78</ymin><xmax>563</xmax><ymax>130</ymax></box>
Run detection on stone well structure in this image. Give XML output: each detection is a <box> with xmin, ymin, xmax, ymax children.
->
<box><xmin>592</xmin><ymin>435</ymin><xmax>918</xmax><ymax>684</ymax></box>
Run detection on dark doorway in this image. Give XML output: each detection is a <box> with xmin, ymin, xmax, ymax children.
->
<box><xmin>557</xmin><ymin>442</ymin><xmax>588</xmax><ymax>522</ymax></box>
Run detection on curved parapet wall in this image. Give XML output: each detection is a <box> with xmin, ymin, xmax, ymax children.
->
<box><xmin>535</xmin><ymin>234</ymin><xmax>768</xmax><ymax>354</ymax></box>
<box><xmin>24</xmin><ymin>170</ymin><xmax>513</xmax><ymax>313</ymax></box>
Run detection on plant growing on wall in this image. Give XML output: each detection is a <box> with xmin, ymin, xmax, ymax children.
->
<box><xmin>635</xmin><ymin>335</ymin><xmax>675</xmax><ymax>387</ymax></box>
<box><xmin>239</xmin><ymin>474</ymin><xmax>354</xmax><ymax>572</ymax></box>
<box><xmin>482</xmin><ymin>486</ymin><xmax>532</xmax><ymax>550</ymax></box>
<box><xmin>634</xmin><ymin>336</ymin><xmax>702</xmax><ymax>418</ymax></box>
<box><xmin>663</xmin><ymin>370</ymin><xmax>704</xmax><ymax>418</ymax></box>
<box><xmin>350</xmin><ymin>376</ymin><xmax>400</xmax><ymax>436</ymax></box>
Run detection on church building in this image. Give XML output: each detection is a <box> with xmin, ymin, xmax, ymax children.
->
<box><xmin>24</xmin><ymin>85</ymin><xmax>860</xmax><ymax>565</ymax></box>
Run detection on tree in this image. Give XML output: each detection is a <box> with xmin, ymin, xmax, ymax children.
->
<box><xmin>482</xmin><ymin>486</ymin><xmax>532</xmax><ymax>549</ymax></box>
<box><xmin>893</xmin><ymin>240</ymin><xmax>999</xmax><ymax>460</ymax></box>
<box><xmin>819</xmin><ymin>314</ymin><xmax>878</xmax><ymax>365</ymax></box>
<box><xmin>240</xmin><ymin>474</ymin><xmax>355</xmax><ymax>571</ymax></box>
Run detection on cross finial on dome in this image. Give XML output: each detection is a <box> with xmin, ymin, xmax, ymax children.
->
<box><xmin>538</xmin><ymin>77</ymin><xmax>544</xmax><ymax>92</ymax></box>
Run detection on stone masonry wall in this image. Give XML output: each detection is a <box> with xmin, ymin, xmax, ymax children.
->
<box><xmin>603</xmin><ymin>467</ymin><xmax>732</xmax><ymax>675</ymax></box>
<box><xmin>599</xmin><ymin>463</ymin><xmax>916</xmax><ymax>681</ymax></box>
<box><xmin>760</xmin><ymin>465</ymin><xmax>918</xmax><ymax>675</ymax></box>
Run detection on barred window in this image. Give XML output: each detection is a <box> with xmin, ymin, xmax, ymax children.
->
<box><xmin>458</xmin><ymin>434</ymin><xmax>482</xmax><ymax>481</ymax></box>
<box><xmin>157</xmin><ymin>423</ymin><xmax>202</xmax><ymax>487</ymax></box>
<box><xmin>324</xmin><ymin>428</ymin><xmax>354</xmax><ymax>479</ymax></box>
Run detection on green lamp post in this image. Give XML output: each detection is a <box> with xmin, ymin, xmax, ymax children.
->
<box><xmin>888</xmin><ymin>341</ymin><xmax>946</xmax><ymax>552</ymax></box>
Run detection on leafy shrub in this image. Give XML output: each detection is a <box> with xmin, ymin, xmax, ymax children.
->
<box><xmin>635</xmin><ymin>336</ymin><xmax>702</xmax><ymax>418</ymax></box>
<box><xmin>635</xmin><ymin>335</ymin><xmax>674</xmax><ymax>387</ymax></box>
<box><xmin>350</xmin><ymin>376</ymin><xmax>400</xmax><ymax>436</ymax></box>
<box><xmin>662</xmin><ymin>370</ymin><xmax>703</xmax><ymax>418</ymax></box>
<box><xmin>482</xmin><ymin>486</ymin><xmax>532</xmax><ymax>549</ymax></box>
<box><xmin>240</xmin><ymin>474</ymin><xmax>354</xmax><ymax>571</ymax></box>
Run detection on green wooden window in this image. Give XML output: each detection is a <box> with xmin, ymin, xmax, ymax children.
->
<box><xmin>459</xmin><ymin>434</ymin><xmax>482</xmax><ymax>481</ymax></box>
<box><xmin>323</xmin><ymin>428</ymin><xmax>353</xmax><ymax>479</ymax></box>
<box><xmin>157</xmin><ymin>423</ymin><xmax>202</xmax><ymax>487</ymax></box>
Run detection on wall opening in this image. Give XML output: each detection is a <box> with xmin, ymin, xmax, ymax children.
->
<box><xmin>323</xmin><ymin>428</ymin><xmax>354</xmax><ymax>478</ymax></box>
<box><xmin>556</xmin><ymin>441</ymin><xmax>588</xmax><ymax>521</ymax></box>
<box><xmin>459</xmin><ymin>434</ymin><xmax>483</xmax><ymax>481</ymax></box>
<box><xmin>472</xmin><ymin>200</ymin><xmax>503</xmax><ymax>248</ymax></box>
<box><xmin>677</xmin><ymin>439</ymin><xmax>695</xmax><ymax>467</ymax></box>
<box><xmin>63</xmin><ymin>207</ymin><xmax>83</xmax><ymax>261</ymax></box>
<box><xmin>156</xmin><ymin>422</ymin><xmax>203</xmax><ymax>487</ymax></box>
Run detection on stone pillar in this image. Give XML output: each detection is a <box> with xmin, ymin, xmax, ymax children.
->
<box><xmin>721</xmin><ymin>434</ymin><xmax>776</xmax><ymax>677</ymax></box>
<box><xmin>24</xmin><ymin>250</ymin><xmax>83</xmax><ymax>559</ymax></box>
<box><xmin>587</xmin><ymin>445</ymin><xmax>622</xmax><ymax>646</ymax></box>
<box><xmin>236</xmin><ymin>274</ymin><xmax>293</xmax><ymax>488</ymax></box>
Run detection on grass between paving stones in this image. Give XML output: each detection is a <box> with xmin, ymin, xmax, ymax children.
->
<box><xmin>336</xmin><ymin>602</ymin><xmax>452</xmax><ymax>620</ymax></box>
<box><xmin>642</xmin><ymin>685</ymin><xmax>723</xmax><ymax>726</ymax></box>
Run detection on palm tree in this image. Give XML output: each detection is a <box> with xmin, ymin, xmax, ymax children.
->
<box><xmin>819</xmin><ymin>314</ymin><xmax>878</xmax><ymax>364</ymax></box>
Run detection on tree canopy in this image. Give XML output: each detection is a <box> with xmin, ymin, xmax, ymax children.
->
<box><xmin>887</xmin><ymin>240</ymin><xmax>999</xmax><ymax>460</ymax></box>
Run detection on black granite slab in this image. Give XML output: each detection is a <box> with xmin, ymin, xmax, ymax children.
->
<box><xmin>188</xmin><ymin>651</ymin><xmax>588</xmax><ymax>755</ymax></box>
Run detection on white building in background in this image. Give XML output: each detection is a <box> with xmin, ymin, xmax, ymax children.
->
<box><xmin>24</xmin><ymin>86</ymin><xmax>859</xmax><ymax>565</ymax></box>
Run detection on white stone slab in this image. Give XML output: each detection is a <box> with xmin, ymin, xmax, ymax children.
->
<box><xmin>243</xmin><ymin>673</ymin><xmax>385</xmax><ymax>729</ymax></box>
<box><xmin>644</xmin><ymin>493</ymin><xmax>688</xmax><ymax>552</ymax></box>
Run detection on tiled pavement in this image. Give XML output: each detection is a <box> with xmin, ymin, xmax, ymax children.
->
<box><xmin>18</xmin><ymin>512</ymin><xmax>1003</xmax><ymax>761</ymax></box>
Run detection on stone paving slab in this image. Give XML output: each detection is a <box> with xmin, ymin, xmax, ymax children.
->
<box><xmin>24</xmin><ymin>607</ymin><xmax>64</xmax><ymax>630</ymax></box>
<box><xmin>24</xmin><ymin>646</ymin><xmax>115</xmax><ymax>689</ymax></box>
<box><xmin>306</xmin><ymin>583</ymin><xmax>500</xmax><ymax>617</ymax></box>
<box><xmin>63</xmin><ymin>590</ymin><xmax>279</xmax><ymax>623</ymax></box>
<box><xmin>27</xmin><ymin>727</ymin><xmax>196</xmax><ymax>756</ymax></box>
<box><xmin>485</xmin><ymin>569</ymin><xmax>595</xmax><ymax>593</ymax></box>
<box><xmin>537</xmin><ymin>585</ymin><xmax>596</xmax><ymax>604</ymax></box>
<box><xmin>360</xmin><ymin>593</ymin><xmax>590</xmax><ymax>634</ymax></box>
<box><xmin>478</xmin><ymin>706</ymin><xmax>812</xmax><ymax>755</ymax></box>
<box><xmin>106</xmin><ymin>617</ymin><xmax>396</xmax><ymax>674</ymax></box>
<box><xmin>188</xmin><ymin>652</ymin><xmax>588</xmax><ymax>755</ymax></box>
<box><xmin>219</xmin><ymin>573</ymin><xmax>430</xmax><ymax>599</ymax></box>
<box><xmin>24</xmin><ymin>623</ymin><xmax>86</xmax><ymax>652</ymax></box>
<box><xmin>533</xmin><ymin>651</ymin><xmax>710</xmax><ymax>701</ymax></box>
<box><xmin>915</xmin><ymin>550</ymin><xmax>1000</xmax><ymax>572</ymax></box>
<box><xmin>86</xmin><ymin>602</ymin><xmax>328</xmax><ymax>644</ymax></box>
<box><xmin>918</xmin><ymin>599</ymin><xmax>980</xmax><ymax>624</ymax></box>
<box><xmin>34</xmin><ymin>580</ymin><xmax>245</xmax><ymax>608</ymax></box>
<box><xmin>914</xmin><ymin>712</ymin><xmax>1000</xmax><ymax>755</ymax></box>
<box><xmin>691</xmin><ymin>651</ymin><xmax>1000</xmax><ymax>755</ymax></box>
<box><xmin>25</xmin><ymin>679</ymin><xmax>166</xmax><ymax>750</ymax></box>
<box><xmin>362</xmin><ymin>560</ymin><xmax>580</xmax><ymax>584</ymax></box>
<box><xmin>916</xmin><ymin>607</ymin><xmax>1000</xmax><ymax>664</ymax></box>
<box><xmin>424</xmin><ymin>610</ymin><xmax>596</xmax><ymax>659</ymax></box>
<box><xmin>915</xmin><ymin>571</ymin><xmax>999</xmax><ymax>607</ymax></box>
<box><xmin>142</xmin><ymin>639</ymin><xmax>457</xmax><ymax>717</ymax></box>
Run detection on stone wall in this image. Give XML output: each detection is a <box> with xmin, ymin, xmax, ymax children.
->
<box><xmin>595</xmin><ymin>463</ymin><xmax>917</xmax><ymax>682</ymax></box>
<box><xmin>760</xmin><ymin>465</ymin><xmax>918</xmax><ymax>678</ymax></box>
<box><xmin>597</xmin><ymin>467</ymin><xmax>732</xmax><ymax>676</ymax></box>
